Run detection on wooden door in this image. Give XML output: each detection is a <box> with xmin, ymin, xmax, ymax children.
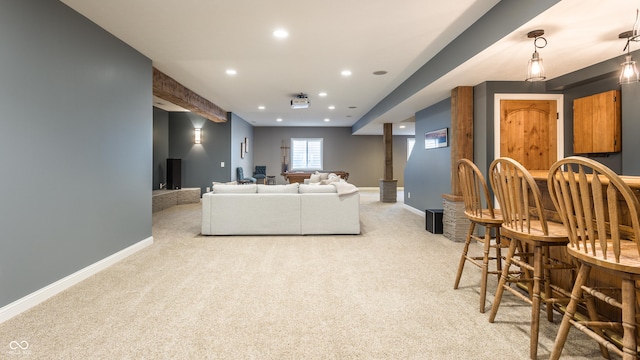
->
<box><xmin>500</xmin><ymin>99</ymin><xmax>557</xmax><ymax>170</ymax></box>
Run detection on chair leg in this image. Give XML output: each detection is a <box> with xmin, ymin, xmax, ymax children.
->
<box><xmin>621</xmin><ymin>279</ymin><xmax>637</xmax><ymax>360</ymax></box>
<box><xmin>529</xmin><ymin>244</ymin><xmax>543</xmax><ymax>360</ymax></box>
<box><xmin>480</xmin><ymin>225</ymin><xmax>492</xmax><ymax>313</ymax></box>
<box><xmin>550</xmin><ymin>263</ymin><xmax>590</xmax><ymax>360</ymax></box>
<box><xmin>495</xmin><ymin>228</ymin><xmax>502</xmax><ymax>273</ymax></box>
<box><xmin>454</xmin><ymin>222</ymin><xmax>476</xmax><ymax>290</ymax></box>
<box><xmin>489</xmin><ymin>236</ymin><xmax>517</xmax><ymax>323</ymax></box>
<box><xmin>584</xmin><ymin>293</ymin><xmax>611</xmax><ymax>359</ymax></box>
<box><xmin>543</xmin><ymin>245</ymin><xmax>554</xmax><ymax>323</ymax></box>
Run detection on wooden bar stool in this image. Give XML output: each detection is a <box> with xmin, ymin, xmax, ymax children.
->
<box><xmin>488</xmin><ymin>157</ymin><xmax>573</xmax><ymax>359</ymax></box>
<box><xmin>453</xmin><ymin>159</ymin><xmax>504</xmax><ymax>313</ymax></box>
<box><xmin>548</xmin><ymin>156</ymin><xmax>640</xmax><ymax>360</ymax></box>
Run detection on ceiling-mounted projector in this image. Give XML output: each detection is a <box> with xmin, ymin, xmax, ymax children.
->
<box><xmin>291</xmin><ymin>93</ymin><xmax>310</xmax><ymax>109</ymax></box>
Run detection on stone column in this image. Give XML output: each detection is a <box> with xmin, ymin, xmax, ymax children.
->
<box><xmin>380</xmin><ymin>123</ymin><xmax>397</xmax><ymax>203</ymax></box>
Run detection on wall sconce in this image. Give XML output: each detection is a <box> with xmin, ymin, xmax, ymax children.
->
<box><xmin>526</xmin><ymin>30</ymin><xmax>547</xmax><ymax>82</ymax></box>
<box><xmin>194</xmin><ymin>128</ymin><xmax>202</xmax><ymax>144</ymax></box>
<box><xmin>618</xmin><ymin>10</ymin><xmax>640</xmax><ymax>84</ymax></box>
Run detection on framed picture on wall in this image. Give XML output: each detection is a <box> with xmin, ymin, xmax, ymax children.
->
<box><xmin>425</xmin><ymin>128</ymin><xmax>448</xmax><ymax>149</ymax></box>
<box><xmin>241</xmin><ymin>142</ymin><xmax>245</xmax><ymax>158</ymax></box>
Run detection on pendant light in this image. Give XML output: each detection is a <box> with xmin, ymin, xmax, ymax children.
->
<box><xmin>619</xmin><ymin>10</ymin><xmax>640</xmax><ymax>84</ymax></box>
<box><xmin>526</xmin><ymin>30</ymin><xmax>547</xmax><ymax>82</ymax></box>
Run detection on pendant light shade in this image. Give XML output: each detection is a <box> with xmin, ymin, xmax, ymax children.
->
<box><xmin>619</xmin><ymin>9</ymin><xmax>640</xmax><ymax>84</ymax></box>
<box><xmin>525</xmin><ymin>30</ymin><xmax>547</xmax><ymax>82</ymax></box>
<box><xmin>620</xmin><ymin>55</ymin><xmax>640</xmax><ymax>84</ymax></box>
<box><xmin>527</xmin><ymin>50</ymin><xmax>545</xmax><ymax>81</ymax></box>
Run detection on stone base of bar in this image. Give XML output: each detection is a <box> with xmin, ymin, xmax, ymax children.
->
<box><xmin>379</xmin><ymin>179</ymin><xmax>398</xmax><ymax>203</ymax></box>
<box><xmin>441</xmin><ymin>193</ymin><xmax>470</xmax><ymax>242</ymax></box>
<box><xmin>152</xmin><ymin>188</ymin><xmax>201</xmax><ymax>212</ymax></box>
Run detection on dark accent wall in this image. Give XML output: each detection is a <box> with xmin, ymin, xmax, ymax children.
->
<box><xmin>0</xmin><ymin>0</ymin><xmax>152</xmax><ymax>307</ymax></box>
<box><xmin>404</xmin><ymin>60</ymin><xmax>640</xmax><ymax>213</ymax></box>
<box><xmin>166</xmin><ymin>112</ymin><xmax>232</xmax><ymax>194</ymax></box>
<box><xmin>253</xmin><ymin>127</ymin><xmax>409</xmax><ymax>187</ymax></box>
<box><xmin>153</xmin><ymin>107</ymin><xmax>169</xmax><ymax>190</ymax></box>
<box><xmin>622</xmin><ymin>82</ymin><xmax>640</xmax><ymax>175</ymax></box>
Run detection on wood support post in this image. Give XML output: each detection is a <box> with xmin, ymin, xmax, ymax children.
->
<box><xmin>450</xmin><ymin>86</ymin><xmax>474</xmax><ymax>196</ymax></box>
<box><xmin>442</xmin><ymin>86</ymin><xmax>474</xmax><ymax>242</ymax></box>
<box><xmin>152</xmin><ymin>67</ymin><xmax>227</xmax><ymax>123</ymax></box>
<box><xmin>380</xmin><ymin>123</ymin><xmax>397</xmax><ymax>203</ymax></box>
<box><xmin>384</xmin><ymin>123</ymin><xmax>393</xmax><ymax>180</ymax></box>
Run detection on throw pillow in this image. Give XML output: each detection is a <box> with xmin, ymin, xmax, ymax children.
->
<box><xmin>309</xmin><ymin>174</ymin><xmax>321</xmax><ymax>183</ymax></box>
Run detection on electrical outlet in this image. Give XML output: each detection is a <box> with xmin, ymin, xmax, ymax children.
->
<box><xmin>220</xmin><ymin>162</ymin><xmax>225</xmax><ymax>167</ymax></box>
<box><xmin>408</xmin><ymin>192</ymin><xmax>411</xmax><ymax>199</ymax></box>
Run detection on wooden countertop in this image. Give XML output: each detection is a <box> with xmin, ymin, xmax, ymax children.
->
<box><xmin>529</xmin><ymin>170</ymin><xmax>640</xmax><ymax>190</ymax></box>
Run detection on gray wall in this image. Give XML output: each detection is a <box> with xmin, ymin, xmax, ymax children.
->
<box><xmin>0</xmin><ymin>0</ymin><xmax>152</xmax><ymax>307</ymax></box>
<box><xmin>230</xmin><ymin>113</ymin><xmax>254</xmax><ymax>182</ymax></box>
<box><xmin>253</xmin><ymin>127</ymin><xmax>409</xmax><ymax>187</ymax></box>
<box><xmin>404</xmin><ymin>99</ymin><xmax>451</xmax><ymax>211</ymax></box>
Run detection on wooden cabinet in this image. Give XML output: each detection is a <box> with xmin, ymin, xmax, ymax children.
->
<box><xmin>573</xmin><ymin>89</ymin><xmax>621</xmax><ymax>154</ymax></box>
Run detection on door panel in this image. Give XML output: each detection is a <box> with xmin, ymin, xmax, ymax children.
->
<box><xmin>500</xmin><ymin>99</ymin><xmax>557</xmax><ymax>170</ymax></box>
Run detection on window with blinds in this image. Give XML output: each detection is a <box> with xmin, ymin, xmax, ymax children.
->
<box><xmin>291</xmin><ymin>138</ymin><xmax>323</xmax><ymax>170</ymax></box>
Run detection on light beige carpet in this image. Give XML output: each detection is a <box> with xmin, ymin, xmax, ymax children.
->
<box><xmin>0</xmin><ymin>190</ymin><xmax>605</xmax><ymax>359</ymax></box>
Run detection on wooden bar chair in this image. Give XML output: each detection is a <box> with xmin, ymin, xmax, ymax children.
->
<box><xmin>488</xmin><ymin>157</ymin><xmax>573</xmax><ymax>359</ymax></box>
<box><xmin>453</xmin><ymin>158</ymin><xmax>504</xmax><ymax>313</ymax></box>
<box><xmin>548</xmin><ymin>156</ymin><xmax>640</xmax><ymax>360</ymax></box>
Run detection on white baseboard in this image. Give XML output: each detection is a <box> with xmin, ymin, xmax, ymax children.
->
<box><xmin>0</xmin><ymin>236</ymin><xmax>153</xmax><ymax>324</ymax></box>
<box><xmin>403</xmin><ymin>204</ymin><xmax>424</xmax><ymax>216</ymax></box>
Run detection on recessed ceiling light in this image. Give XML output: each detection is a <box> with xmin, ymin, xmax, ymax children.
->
<box><xmin>258</xmin><ymin>106</ymin><xmax>265</xmax><ymax>110</ymax></box>
<box><xmin>318</xmin><ymin>92</ymin><xmax>327</xmax><ymax>97</ymax></box>
<box><xmin>273</xmin><ymin>29</ymin><xmax>289</xmax><ymax>38</ymax></box>
<box><xmin>373</xmin><ymin>70</ymin><xmax>388</xmax><ymax>75</ymax></box>
<box><xmin>324</xmin><ymin>118</ymin><xmax>330</xmax><ymax>122</ymax></box>
<box><xmin>276</xmin><ymin>118</ymin><xmax>283</xmax><ymax>122</ymax></box>
<box><xmin>341</xmin><ymin>70</ymin><xmax>352</xmax><ymax>76</ymax></box>
<box><xmin>399</xmin><ymin>125</ymin><xmax>406</xmax><ymax>129</ymax></box>
<box><xmin>328</xmin><ymin>105</ymin><xmax>335</xmax><ymax>110</ymax></box>
<box><xmin>226</xmin><ymin>69</ymin><xmax>237</xmax><ymax>75</ymax></box>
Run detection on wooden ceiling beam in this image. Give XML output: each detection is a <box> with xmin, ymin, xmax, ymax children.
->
<box><xmin>152</xmin><ymin>67</ymin><xmax>227</xmax><ymax>123</ymax></box>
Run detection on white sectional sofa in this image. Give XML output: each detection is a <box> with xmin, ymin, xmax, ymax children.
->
<box><xmin>201</xmin><ymin>183</ymin><xmax>360</xmax><ymax>235</ymax></box>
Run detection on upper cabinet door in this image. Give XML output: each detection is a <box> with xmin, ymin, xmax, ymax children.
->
<box><xmin>573</xmin><ymin>90</ymin><xmax>621</xmax><ymax>154</ymax></box>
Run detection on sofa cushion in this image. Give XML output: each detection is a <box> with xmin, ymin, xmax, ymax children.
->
<box><xmin>212</xmin><ymin>184</ymin><xmax>257</xmax><ymax>193</ymax></box>
<box><xmin>257</xmin><ymin>183</ymin><xmax>299</xmax><ymax>193</ymax></box>
<box><xmin>299</xmin><ymin>184</ymin><xmax>337</xmax><ymax>193</ymax></box>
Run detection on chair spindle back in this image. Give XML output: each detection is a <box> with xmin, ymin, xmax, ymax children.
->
<box><xmin>489</xmin><ymin>157</ymin><xmax>549</xmax><ymax>235</ymax></box>
<box><xmin>547</xmin><ymin>156</ymin><xmax>640</xmax><ymax>262</ymax></box>
<box><xmin>457</xmin><ymin>159</ymin><xmax>496</xmax><ymax>219</ymax></box>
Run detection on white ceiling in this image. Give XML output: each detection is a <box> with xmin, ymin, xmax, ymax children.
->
<box><xmin>61</xmin><ymin>0</ymin><xmax>639</xmax><ymax>135</ymax></box>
